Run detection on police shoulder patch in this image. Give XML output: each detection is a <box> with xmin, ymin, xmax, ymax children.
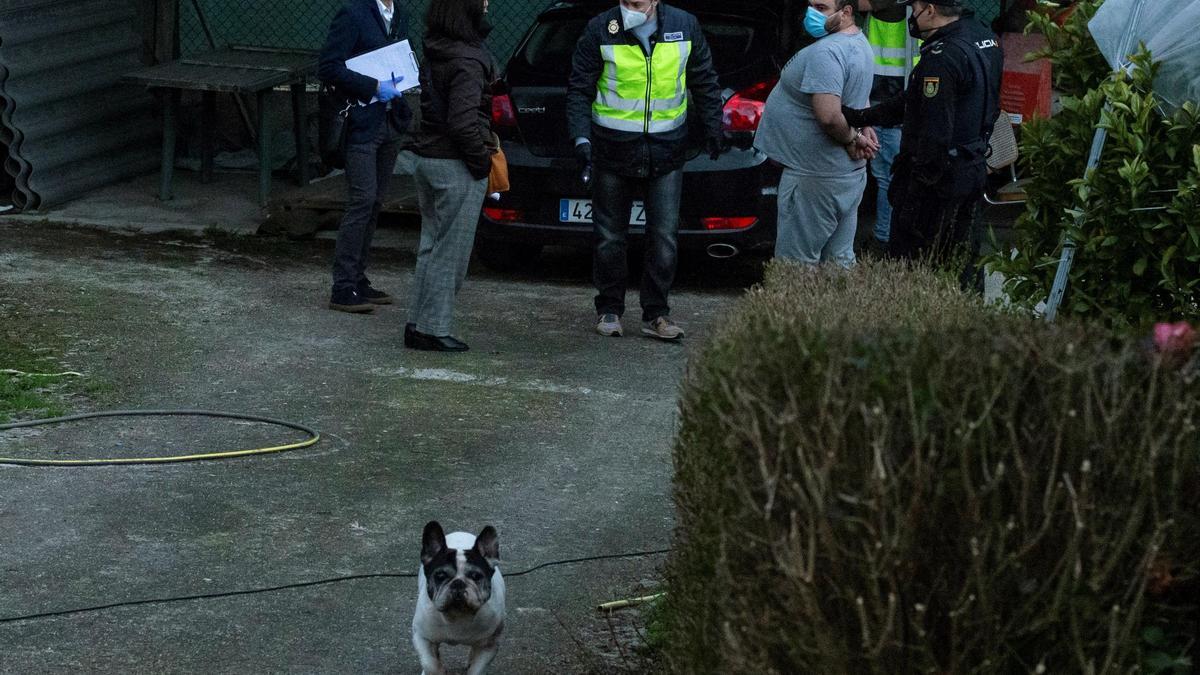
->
<box><xmin>923</xmin><ymin>77</ymin><xmax>940</xmax><ymax>98</ymax></box>
<box><xmin>663</xmin><ymin>31</ymin><xmax>684</xmax><ymax>42</ymax></box>
<box><xmin>608</xmin><ymin>19</ymin><xmax>619</xmax><ymax>34</ymax></box>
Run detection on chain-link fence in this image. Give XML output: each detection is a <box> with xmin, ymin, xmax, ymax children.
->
<box><xmin>179</xmin><ymin>0</ymin><xmax>547</xmax><ymax>64</ymax></box>
<box><xmin>179</xmin><ymin>0</ymin><xmax>1005</xmax><ymax>64</ymax></box>
<box><xmin>964</xmin><ymin>0</ymin><xmax>1004</xmax><ymax>27</ymax></box>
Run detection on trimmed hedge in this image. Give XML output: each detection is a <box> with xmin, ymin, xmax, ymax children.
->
<box><xmin>664</xmin><ymin>262</ymin><xmax>1200</xmax><ymax>674</ymax></box>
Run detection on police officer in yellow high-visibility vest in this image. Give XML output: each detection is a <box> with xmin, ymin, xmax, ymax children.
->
<box><xmin>567</xmin><ymin>0</ymin><xmax>724</xmax><ymax>341</ymax></box>
<box><xmin>859</xmin><ymin>0</ymin><xmax>918</xmax><ymax>251</ymax></box>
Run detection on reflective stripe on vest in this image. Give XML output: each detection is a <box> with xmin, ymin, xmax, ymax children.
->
<box><xmin>866</xmin><ymin>16</ymin><xmax>918</xmax><ymax>77</ymax></box>
<box><xmin>592</xmin><ymin>41</ymin><xmax>691</xmax><ymax>134</ymax></box>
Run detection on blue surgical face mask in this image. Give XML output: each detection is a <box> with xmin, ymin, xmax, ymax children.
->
<box><xmin>804</xmin><ymin>6</ymin><xmax>831</xmax><ymax>39</ymax></box>
<box><xmin>621</xmin><ymin>4</ymin><xmax>650</xmax><ymax>31</ymax></box>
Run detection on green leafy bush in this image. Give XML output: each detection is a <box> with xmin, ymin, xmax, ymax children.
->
<box><xmin>664</xmin><ymin>261</ymin><xmax>1200</xmax><ymax>674</ymax></box>
<box><xmin>989</xmin><ymin>1</ymin><xmax>1200</xmax><ymax>330</ymax></box>
<box><xmin>1025</xmin><ymin>1</ymin><xmax>1108</xmax><ymax>96</ymax></box>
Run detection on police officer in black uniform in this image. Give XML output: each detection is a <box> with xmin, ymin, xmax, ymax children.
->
<box><xmin>843</xmin><ymin>0</ymin><xmax>1002</xmax><ymax>271</ymax></box>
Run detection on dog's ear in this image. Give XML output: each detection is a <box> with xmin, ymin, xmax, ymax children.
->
<box><xmin>421</xmin><ymin>521</ymin><xmax>447</xmax><ymax>565</ymax></box>
<box><xmin>474</xmin><ymin>525</ymin><xmax>499</xmax><ymax>560</ymax></box>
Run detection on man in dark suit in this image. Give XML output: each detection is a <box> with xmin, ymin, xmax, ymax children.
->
<box><xmin>318</xmin><ymin>0</ymin><xmax>412</xmax><ymax>313</ymax></box>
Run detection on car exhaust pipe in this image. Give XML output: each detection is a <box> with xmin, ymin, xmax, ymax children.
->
<box><xmin>706</xmin><ymin>243</ymin><xmax>740</xmax><ymax>259</ymax></box>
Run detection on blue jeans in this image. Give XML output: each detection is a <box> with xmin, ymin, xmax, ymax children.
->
<box><xmin>592</xmin><ymin>167</ymin><xmax>682</xmax><ymax>322</ymax></box>
<box><xmin>869</xmin><ymin>126</ymin><xmax>902</xmax><ymax>244</ymax></box>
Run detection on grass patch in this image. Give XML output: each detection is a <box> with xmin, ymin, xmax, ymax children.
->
<box><xmin>0</xmin><ymin>335</ymin><xmax>79</xmax><ymax>423</ymax></box>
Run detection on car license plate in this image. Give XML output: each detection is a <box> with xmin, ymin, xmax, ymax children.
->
<box><xmin>559</xmin><ymin>199</ymin><xmax>646</xmax><ymax>226</ymax></box>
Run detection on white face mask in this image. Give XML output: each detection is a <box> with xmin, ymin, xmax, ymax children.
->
<box><xmin>620</xmin><ymin>3</ymin><xmax>651</xmax><ymax>30</ymax></box>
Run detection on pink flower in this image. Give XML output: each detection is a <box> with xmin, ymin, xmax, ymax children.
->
<box><xmin>1153</xmin><ymin>322</ymin><xmax>1197</xmax><ymax>355</ymax></box>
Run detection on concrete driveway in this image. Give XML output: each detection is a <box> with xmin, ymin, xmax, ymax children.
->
<box><xmin>0</xmin><ymin>221</ymin><xmax>756</xmax><ymax>673</ymax></box>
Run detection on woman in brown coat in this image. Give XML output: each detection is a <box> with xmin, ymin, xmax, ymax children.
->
<box><xmin>404</xmin><ymin>0</ymin><xmax>497</xmax><ymax>352</ymax></box>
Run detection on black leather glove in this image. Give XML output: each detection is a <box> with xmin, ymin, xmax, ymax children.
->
<box><xmin>575</xmin><ymin>141</ymin><xmax>592</xmax><ymax>167</ymax></box>
<box><xmin>707</xmin><ymin>134</ymin><xmax>728</xmax><ymax>161</ymax></box>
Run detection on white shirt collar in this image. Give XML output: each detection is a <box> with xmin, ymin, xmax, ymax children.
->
<box><xmin>376</xmin><ymin>0</ymin><xmax>393</xmax><ymax>26</ymax></box>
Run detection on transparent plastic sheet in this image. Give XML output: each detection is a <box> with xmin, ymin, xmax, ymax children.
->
<box><xmin>1089</xmin><ymin>0</ymin><xmax>1200</xmax><ymax>113</ymax></box>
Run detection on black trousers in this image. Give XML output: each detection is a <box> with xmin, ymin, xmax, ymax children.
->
<box><xmin>331</xmin><ymin>117</ymin><xmax>403</xmax><ymax>293</ymax></box>
<box><xmin>887</xmin><ymin>160</ymin><xmax>985</xmax><ymax>290</ymax></box>
<box><xmin>888</xmin><ymin>188</ymin><xmax>981</xmax><ymax>262</ymax></box>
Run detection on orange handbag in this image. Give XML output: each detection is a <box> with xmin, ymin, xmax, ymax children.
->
<box><xmin>487</xmin><ymin>133</ymin><xmax>509</xmax><ymax>193</ymax></box>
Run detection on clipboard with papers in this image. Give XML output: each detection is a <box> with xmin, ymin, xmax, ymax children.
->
<box><xmin>346</xmin><ymin>39</ymin><xmax>420</xmax><ymax>102</ymax></box>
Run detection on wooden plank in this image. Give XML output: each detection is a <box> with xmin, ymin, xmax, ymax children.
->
<box><xmin>291</xmin><ymin>81</ymin><xmax>311</xmax><ymax>186</ymax></box>
<box><xmin>121</xmin><ymin>48</ymin><xmax>317</xmax><ymax>94</ymax></box>
<box><xmin>269</xmin><ymin>173</ymin><xmax>420</xmax><ymax>212</ymax></box>
<box><xmin>264</xmin><ymin>174</ymin><xmax>422</xmax><ymax>237</ymax></box>
<box><xmin>121</xmin><ymin>64</ymin><xmax>292</xmax><ymax>93</ymax></box>
<box><xmin>256</xmin><ymin>89</ymin><xmax>272</xmax><ymax>207</ymax></box>
<box><xmin>138</xmin><ymin>0</ymin><xmax>157</xmax><ymax>65</ymax></box>
<box><xmin>153</xmin><ymin>0</ymin><xmax>178</xmax><ymax>65</ymax></box>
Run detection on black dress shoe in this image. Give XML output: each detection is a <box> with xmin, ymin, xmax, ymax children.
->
<box><xmin>406</xmin><ymin>328</ymin><xmax>468</xmax><ymax>352</ymax></box>
<box><xmin>404</xmin><ymin>323</ymin><xmax>416</xmax><ymax>347</ymax></box>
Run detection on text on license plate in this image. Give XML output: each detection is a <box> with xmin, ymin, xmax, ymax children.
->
<box><xmin>559</xmin><ymin>199</ymin><xmax>646</xmax><ymax>226</ymax></box>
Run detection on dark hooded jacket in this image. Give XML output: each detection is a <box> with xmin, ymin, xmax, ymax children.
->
<box><xmin>407</xmin><ymin>32</ymin><xmax>497</xmax><ymax>179</ymax></box>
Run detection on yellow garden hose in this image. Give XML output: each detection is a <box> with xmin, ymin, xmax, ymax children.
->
<box><xmin>0</xmin><ymin>410</ymin><xmax>320</xmax><ymax>466</ymax></box>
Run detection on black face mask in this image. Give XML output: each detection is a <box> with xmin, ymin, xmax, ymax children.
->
<box><xmin>907</xmin><ymin>6</ymin><xmax>931</xmax><ymax>39</ymax></box>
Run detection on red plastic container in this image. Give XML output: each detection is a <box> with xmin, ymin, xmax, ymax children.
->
<box><xmin>999</xmin><ymin>33</ymin><xmax>1053</xmax><ymax>124</ymax></box>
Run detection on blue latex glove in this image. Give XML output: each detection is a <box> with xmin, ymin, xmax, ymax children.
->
<box><xmin>377</xmin><ymin>73</ymin><xmax>404</xmax><ymax>102</ymax></box>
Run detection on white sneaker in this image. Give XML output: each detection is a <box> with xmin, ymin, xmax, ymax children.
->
<box><xmin>642</xmin><ymin>316</ymin><xmax>684</xmax><ymax>341</ymax></box>
<box><xmin>596</xmin><ymin>313</ymin><xmax>623</xmax><ymax>337</ymax></box>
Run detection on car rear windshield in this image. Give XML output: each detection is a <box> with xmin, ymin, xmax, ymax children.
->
<box><xmin>519</xmin><ymin>17</ymin><xmax>768</xmax><ymax>79</ymax></box>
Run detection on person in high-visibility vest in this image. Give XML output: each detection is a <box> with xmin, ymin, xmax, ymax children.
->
<box><xmin>567</xmin><ymin>0</ymin><xmax>725</xmax><ymax>341</ymax></box>
<box><xmin>858</xmin><ymin>0</ymin><xmax>919</xmax><ymax>252</ymax></box>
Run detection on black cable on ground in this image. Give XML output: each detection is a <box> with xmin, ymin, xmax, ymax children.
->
<box><xmin>0</xmin><ymin>549</ymin><xmax>671</xmax><ymax>625</ymax></box>
<box><xmin>0</xmin><ymin>410</ymin><xmax>321</xmax><ymax>466</ymax></box>
<box><xmin>1</xmin><ymin>411</ymin><xmax>668</xmax><ymax>625</ymax></box>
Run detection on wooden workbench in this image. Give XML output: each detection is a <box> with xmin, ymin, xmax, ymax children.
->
<box><xmin>122</xmin><ymin>46</ymin><xmax>318</xmax><ymax>207</ymax></box>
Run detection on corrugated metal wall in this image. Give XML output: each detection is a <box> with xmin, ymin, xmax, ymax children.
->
<box><xmin>0</xmin><ymin>0</ymin><xmax>159</xmax><ymax>211</ymax></box>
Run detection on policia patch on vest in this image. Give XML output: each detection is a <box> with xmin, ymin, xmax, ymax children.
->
<box><xmin>923</xmin><ymin>77</ymin><xmax>940</xmax><ymax>98</ymax></box>
<box><xmin>608</xmin><ymin>19</ymin><xmax>619</xmax><ymax>34</ymax></box>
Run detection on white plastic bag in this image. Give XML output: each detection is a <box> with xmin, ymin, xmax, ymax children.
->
<box><xmin>1089</xmin><ymin>0</ymin><xmax>1200</xmax><ymax>112</ymax></box>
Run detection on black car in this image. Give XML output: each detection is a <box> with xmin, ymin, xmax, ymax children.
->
<box><xmin>477</xmin><ymin>0</ymin><xmax>807</xmax><ymax>270</ymax></box>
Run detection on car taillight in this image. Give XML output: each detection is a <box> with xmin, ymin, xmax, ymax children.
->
<box><xmin>702</xmin><ymin>216</ymin><xmax>756</xmax><ymax>231</ymax></box>
<box><xmin>722</xmin><ymin>79</ymin><xmax>777</xmax><ymax>133</ymax></box>
<box><xmin>484</xmin><ymin>206</ymin><xmax>524</xmax><ymax>222</ymax></box>
<box><xmin>492</xmin><ymin>94</ymin><xmax>517</xmax><ymax>128</ymax></box>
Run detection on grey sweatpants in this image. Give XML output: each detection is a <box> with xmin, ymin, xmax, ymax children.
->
<box><xmin>408</xmin><ymin>156</ymin><xmax>487</xmax><ymax>336</ymax></box>
<box><xmin>775</xmin><ymin>167</ymin><xmax>867</xmax><ymax>268</ymax></box>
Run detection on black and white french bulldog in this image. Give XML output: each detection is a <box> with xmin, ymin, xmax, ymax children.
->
<box><xmin>412</xmin><ymin>521</ymin><xmax>506</xmax><ymax>675</ymax></box>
